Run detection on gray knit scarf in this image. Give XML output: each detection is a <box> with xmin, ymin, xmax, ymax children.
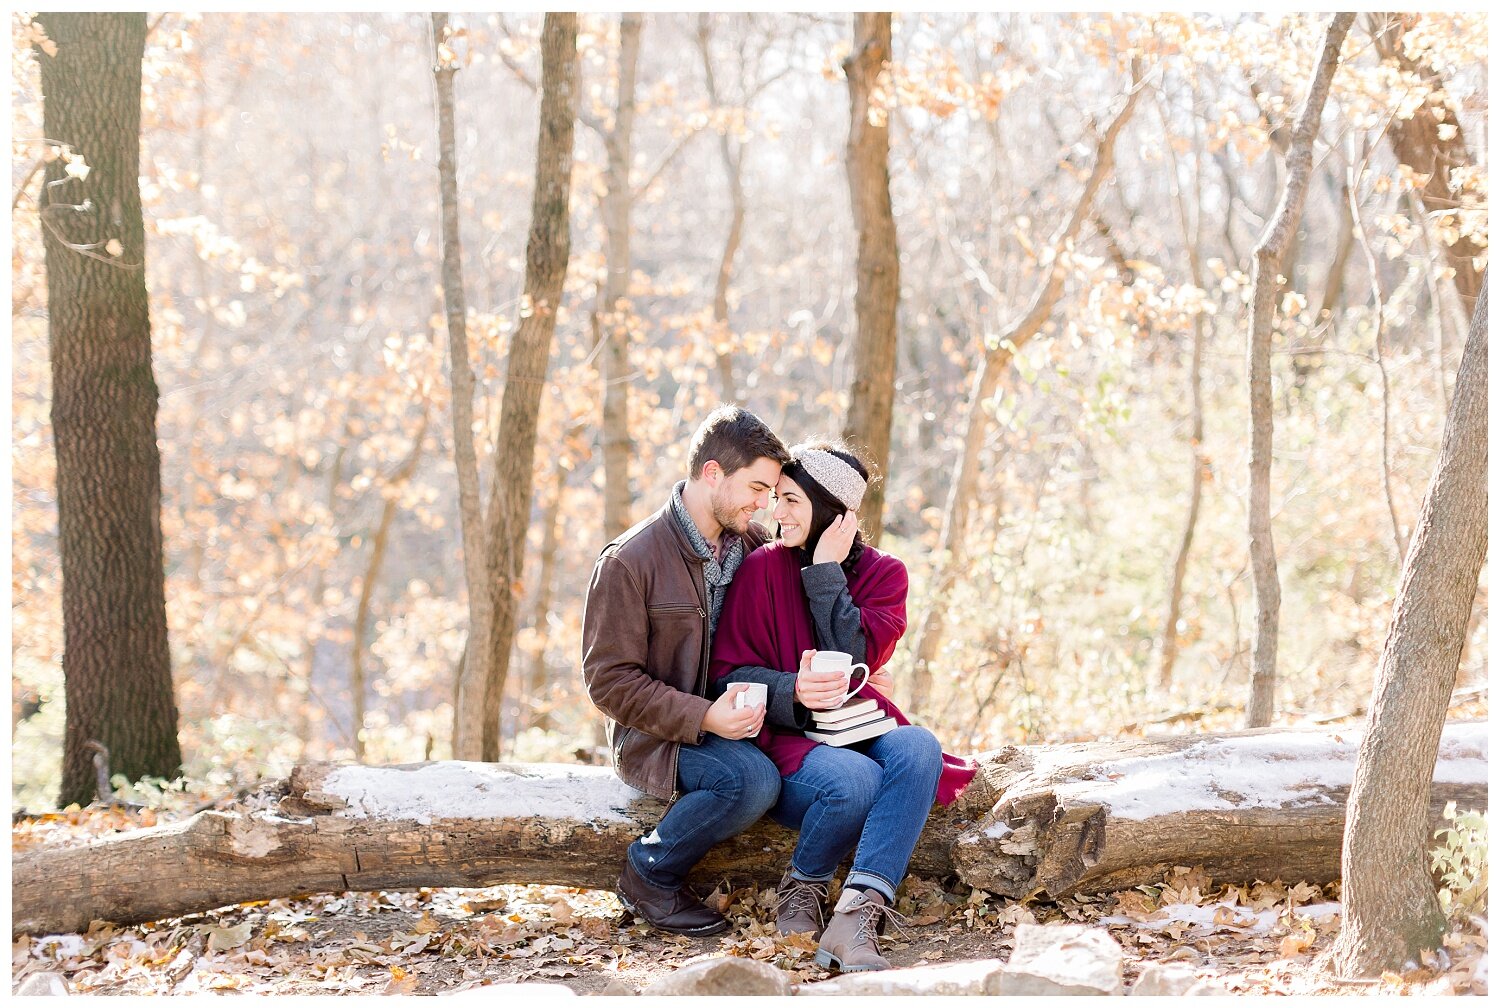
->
<box><xmin>670</xmin><ymin>481</ymin><xmax>744</xmax><ymax>643</ymax></box>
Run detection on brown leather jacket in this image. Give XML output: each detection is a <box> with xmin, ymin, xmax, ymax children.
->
<box><xmin>581</xmin><ymin>497</ymin><xmax>769</xmax><ymax>800</ymax></box>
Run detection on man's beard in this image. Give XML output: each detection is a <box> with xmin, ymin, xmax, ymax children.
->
<box><xmin>710</xmin><ymin>489</ymin><xmax>748</xmax><ymax>534</ymax></box>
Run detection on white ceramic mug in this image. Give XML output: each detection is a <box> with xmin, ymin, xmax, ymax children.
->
<box><xmin>733</xmin><ymin>682</ymin><xmax>768</xmax><ymax>710</ymax></box>
<box><xmin>811</xmin><ymin>651</ymin><xmax>870</xmax><ymax>705</ymax></box>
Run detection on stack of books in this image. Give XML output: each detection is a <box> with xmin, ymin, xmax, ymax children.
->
<box><xmin>805</xmin><ymin>696</ymin><xmax>897</xmax><ymax>747</ymax></box>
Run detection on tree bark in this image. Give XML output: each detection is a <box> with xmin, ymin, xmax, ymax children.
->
<box><xmin>1244</xmin><ymin>14</ymin><xmax>1354</xmax><ymax>729</ymax></box>
<box><xmin>432</xmin><ymin>14</ymin><xmax>495</xmax><ymax>761</ymax></box>
<box><xmin>1370</xmin><ymin>14</ymin><xmax>1485</xmax><ymax>313</ymax></box>
<box><xmin>598</xmin><ymin>14</ymin><xmax>643</xmax><ymax>542</ymax></box>
<box><xmin>1325</xmin><ymin>277</ymin><xmax>1487</xmax><ymax>979</ymax></box>
<box><xmin>476</xmin><ymin>12</ymin><xmax>580</xmax><ymax>761</ymax></box>
<box><xmin>36</xmin><ymin>12</ymin><xmax>182</xmax><ymax>807</ymax></box>
<box><xmin>13</xmin><ymin>723</ymin><xmax>1486</xmax><ymax>937</ymax></box>
<box><xmin>840</xmin><ymin>12</ymin><xmax>901</xmax><ymax>545</ymax></box>
<box><xmin>907</xmin><ymin>62</ymin><xmax>1144</xmax><ymax>712</ymax></box>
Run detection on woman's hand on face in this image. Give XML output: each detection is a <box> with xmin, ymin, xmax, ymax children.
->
<box><xmin>812</xmin><ymin>511</ymin><xmax>858</xmax><ymax>566</ymax></box>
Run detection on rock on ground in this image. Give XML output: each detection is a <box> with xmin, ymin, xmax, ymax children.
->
<box><xmin>994</xmin><ymin>924</ymin><xmax>1125</xmax><ymax>996</ymax></box>
<box><xmin>443</xmin><ymin>981</ymin><xmax>576</xmax><ymax>997</ymax></box>
<box><xmin>637</xmin><ymin>956</ymin><xmax>792</xmax><ymax>996</ymax></box>
<box><xmin>16</xmin><ymin>972</ymin><xmax>69</xmax><ymax>996</ymax></box>
<box><xmin>797</xmin><ymin>958</ymin><xmax>1008</xmax><ymax>996</ymax></box>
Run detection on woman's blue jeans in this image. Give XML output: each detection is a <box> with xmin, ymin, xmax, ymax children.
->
<box><xmin>769</xmin><ymin>725</ymin><xmax>943</xmax><ymax>904</ymax></box>
<box><xmin>626</xmin><ymin>733</ymin><xmax>782</xmax><ymax>891</ymax></box>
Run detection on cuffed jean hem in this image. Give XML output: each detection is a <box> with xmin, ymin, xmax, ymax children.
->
<box><xmin>843</xmin><ymin>869</ymin><xmax>897</xmax><ymax>904</ymax></box>
<box><xmin>626</xmin><ymin>843</ymin><xmax>681</xmax><ymax>893</ymax></box>
<box><xmin>789</xmin><ymin>866</ymin><xmax>836</xmax><ymax>884</ymax></box>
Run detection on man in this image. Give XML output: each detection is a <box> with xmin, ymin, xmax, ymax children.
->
<box><xmin>582</xmin><ymin>405</ymin><xmax>791</xmax><ymax>936</ymax></box>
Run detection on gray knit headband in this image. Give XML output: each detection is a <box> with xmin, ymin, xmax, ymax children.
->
<box><xmin>793</xmin><ymin>447</ymin><xmax>867</xmax><ymax>512</ymax></box>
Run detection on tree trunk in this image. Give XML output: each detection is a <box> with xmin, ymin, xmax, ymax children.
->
<box><xmin>301</xmin><ymin>430</ymin><xmax>352</xmax><ymax>752</ymax></box>
<box><xmin>1296</xmin><ymin>175</ymin><xmax>1357</xmax><ymax>391</ymax></box>
<box><xmin>349</xmin><ymin>412</ymin><xmax>429</xmax><ymax>760</ymax></box>
<box><xmin>432</xmin><ymin>14</ymin><xmax>495</xmax><ymax>761</ymax></box>
<box><xmin>36</xmin><ymin>12</ymin><xmax>182</xmax><ymax>807</ymax></box>
<box><xmin>1370</xmin><ymin>14</ymin><xmax>1485</xmax><ymax>313</ymax></box>
<box><xmin>1244</xmin><ymin>14</ymin><xmax>1354</xmax><ymax>729</ymax></box>
<box><xmin>13</xmin><ymin>723</ymin><xmax>1486</xmax><ymax>937</ymax></box>
<box><xmin>907</xmin><ymin>62</ymin><xmax>1144</xmax><ymax>713</ymax></box>
<box><xmin>598</xmin><ymin>14</ymin><xmax>643</xmax><ymax>542</ymax></box>
<box><xmin>476</xmin><ymin>12</ymin><xmax>580</xmax><ymax>762</ymax></box>
<box><xmin>696</xmin><ymin>14</ymin><xmax>744</xmax><ymax>404</ymax></box>
<box><xmin>1156</xmin><ymin>89</ymin><xmax>1209</xmax><ymax>692</ymax></box>
<box><xmin>1315</xmin><ymin>179</ymin><xmax>1357</xmax><ymax>320</ymax></box>
<box><xmin>840</xmin><ymin>12</ymin><xmax>901</xmax><ymax>545</ymax></box>
<box><xmin>516</xmin><ymin>448</ymin><xmax>572</xmax><ymax>741</ymax></box>
<box><xmin>954</xmin><ymin>722</ymin><xmax>1485</xmax><ymax>901</ymax></box>
<box><xmin>1325</xmin><ymin>277</ymin><xmax>1487</xmax><ymax>979</ymax></box>
<box><xmin>1404</xmin><ymin>191</ymin><xmax>1453</xmax><ymax>415</ymax></box>
<box><xmin>1348</xmin><ymin>170</ymin><xmax>1408</xmax><ymax>564</ymax></box>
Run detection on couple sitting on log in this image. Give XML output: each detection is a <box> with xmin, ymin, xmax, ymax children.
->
<box><xmin>582</xmin><ymin>406</ymin><xmax>975</xmax><ymax>972</ymax></box>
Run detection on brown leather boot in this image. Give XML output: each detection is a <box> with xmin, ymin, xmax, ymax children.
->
<box><xmin>773</xmin><ymin>872</ymin><xmax>828</xmax><ymax>937</ymax></box>
<box><xmin>814</xmin><ymin>888</ymin><xmax>905</xmax><ymax>972</ymax></box>
<box><xmin>616</xmin><ymin>858</ymin><xmax>729</xmax><ymax>936</ymax></box>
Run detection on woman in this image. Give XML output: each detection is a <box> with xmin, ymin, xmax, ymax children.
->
<box><xmin>709</xmin><ymin>439</ymin><xmax>975</xmax><ymax>973</ymax></box>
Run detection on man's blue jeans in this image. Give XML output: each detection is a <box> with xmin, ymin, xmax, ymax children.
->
<box><xmin>769</xmin><ymin>725</ymin><xmax>943</xmax><ymax>904</ymax></box>
<box><xmin>627</xmin><ymin>733</ymin><xmax>781</xmax><ymax>891</ymax></box>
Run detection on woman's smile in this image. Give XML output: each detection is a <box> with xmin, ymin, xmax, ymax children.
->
<box><xmin>773</xmin><ymin>474</ymin><xmax>813</xmax><ymax>548</ymax></box>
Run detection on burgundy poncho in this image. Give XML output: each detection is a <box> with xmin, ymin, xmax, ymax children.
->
<box><xmin>710</xmin><ymin>541</ymin><xmax>976</xmax><ymax>805</ymax></box>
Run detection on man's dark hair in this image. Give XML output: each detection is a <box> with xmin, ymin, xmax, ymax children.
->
<box><xmin>784</xmin><ymin>439</ymin><xmax>872</xmax><ymax>575</ymax></box>
<box><xmin>686</xmin><ymin>405</ymin><xmax>791</xmax><ymax>480</ymax></box>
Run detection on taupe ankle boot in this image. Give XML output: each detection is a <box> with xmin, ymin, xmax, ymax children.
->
<box><xmin>814</xmin><ymin>888</ymin><xmax>905</xmax><ymax>972</ymax></box>
<box><xmin>773</xmin><ymin>872</ymin><xmax>828</xmax><ymax>936</ymax></box>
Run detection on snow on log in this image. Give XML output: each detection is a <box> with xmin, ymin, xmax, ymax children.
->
<box><xmin>9</xmin><ymin>760</ymin><xmax>993</xmax><ymax>937</ymax></box>
<box><xmin>952</xmin><ymin>721</ymin><xmax>1487</xmax><ymax>900</ymax></box>
<box><xmin>12</xmin><ymin>723</ymin><xmax>1485</xmax><ymax>936</ymax></box>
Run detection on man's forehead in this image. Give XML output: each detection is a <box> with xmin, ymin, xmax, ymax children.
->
<box><xmin>737</xmin><ymin>457</ymin><xmax>784</xmax><ymax>486</ymax></box>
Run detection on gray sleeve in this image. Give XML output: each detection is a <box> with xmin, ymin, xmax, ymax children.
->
<box><xmin>712</xmin><ymin>665</ymin><xmax>813</xmax><ymax>729</ymax></box>
<box><xmin>802</xmin><ymin>562</ymin><xmax>867</xmax><ymax>664</ymax></box>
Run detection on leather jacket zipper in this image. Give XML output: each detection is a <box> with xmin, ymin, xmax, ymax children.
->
<box><xmin>668</xmin><ymin>562</ymin><xmax>712</xmax><ymax>808</ymax></box>
<box><xmin>667</xmin><ymin>602</ymin><xmax>707</xmax><ymax>807</ymax></box>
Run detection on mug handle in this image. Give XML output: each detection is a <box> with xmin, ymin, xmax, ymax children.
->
<box><xmin>844</xmin><ymin>663</ymin><xmax>871</xmax><ymax>703</ymax></box>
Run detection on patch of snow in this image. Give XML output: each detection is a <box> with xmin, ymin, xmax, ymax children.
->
<box><xmin>1100</xmin><ymin>899</ymin><xmax>1341</xmax><ymax>936</ymax></box>
<box><xmin>1469</xmin><ymin>916</ymin><xmax>1489</xmax><ymax>991</ymax></box>
<box><xmin>1297</xmin><ymin>901</ymin><xmax>1341</xmax><ymax>920</ymax></box>
<box><xmin>1063</xmin><ymin>723</ymin><xmax>1486</xmax><ymax>821</ymax></box>
<box><xmin>1431</xmin><ymin>722</ymin><xmax>1489</xmax><ymax>785</ymax></box>
<box><xmin>35</xmin><ymin>934</ymin><xmax>86</xmax><ymax>958</ymax></box>
<box><xmin>105</xmin><ymin>938</ymin><xmax>152</xmax><ymax>961</ymax></box>
<box><xmin>985</xmin><ymin>820</ymin><xmax>1014</xmax><ymax>840</ymax></box>
<box><xmin>322</xmin><ymin>762</ymin><xmax>642</xmax><ymax>827</ymax></box>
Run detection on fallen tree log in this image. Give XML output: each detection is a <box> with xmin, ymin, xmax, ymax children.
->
<box><xmin>952</xmin><ymin>721</ymin><xmax>1487</xmax><ymax>900</ymax></box>
<box><xmin>12</xmin><ymin>722</ymin><xmax>1485</xmax><ymax>936</ymax></box>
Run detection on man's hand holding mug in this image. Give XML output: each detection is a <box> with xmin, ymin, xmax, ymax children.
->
<box><xmin>704</xmin><ymin>683</ymin><xmax>766</xmax><ymax>740</ymax></box>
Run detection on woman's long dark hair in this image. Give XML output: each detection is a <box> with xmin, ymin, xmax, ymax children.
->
<box><xmin>782</xmin><ymin>440</ymin><xmax>872</xmax><ymax>576</ymax></box>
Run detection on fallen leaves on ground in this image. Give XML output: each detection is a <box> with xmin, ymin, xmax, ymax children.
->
<box><xmin>9</xmin><ymin>816</ymin><xmax>1488</xmax><ymax>998</ymax></box>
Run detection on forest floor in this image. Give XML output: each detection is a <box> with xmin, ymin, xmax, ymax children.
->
<box><xmin>11</xmin><ymin>806</ymin><xmax>1489</xmax><ymax>997</ymax></box>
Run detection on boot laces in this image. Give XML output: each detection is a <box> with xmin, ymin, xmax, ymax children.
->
<box><xmin>853</xmin><ymin>897</ymin><xmax>912</xmax><ymax>944</ymax></box>
<box><xmin>776</xmin><ymin>878</ymin><xmax>828</xmax><ymax>928</ymax></box>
